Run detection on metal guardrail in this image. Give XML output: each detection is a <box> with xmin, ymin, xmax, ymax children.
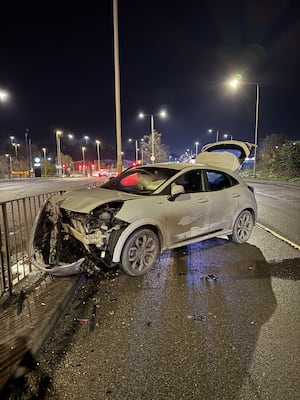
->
<box><xmin>0</xmin><ymin>191</ymin><xmax>65</xmax><ymax>298</ymax></box>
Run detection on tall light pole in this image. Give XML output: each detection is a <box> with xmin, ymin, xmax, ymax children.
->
<box><xmin>195</xmin><ymin>141</ymin><xmax>199</xmax><ymax>155</ymax></box>
<box><xmin>224</xmin><ymin>133</ymin><xmax>233</xmax><ymax>140</ymax></box>
<box><xmin>82</xmin><ymin>146</ymin><xmax>86</xmax><ymax>176</ymax></box>
<box><xmin>12</xmin><ymin>143</ymin><xmax>20</xmax><ymax>157</ymax></box>
<box><xmin>128</xmin><ymin>138</ymin><xmax>139</xmax><ymax>163</ymax></box>
<box><xmin>25</xmin><ymin>129</ymin><xmax>30</xmax><ymax>177</ymax></box>
<box><xmin>5</xmin><ymin>154</ymin><xmax>13</xmax><ymax>179</ymax></box>
<box><xmin>42</xmin><ymin>147</ymin><xmax>47</xmax><ymax>177</ymax></box>
<box><xmin>113</xmin><ymin>0</ymin><xmax>123</xmax><ymax>174</ymax></box>
<box><xmin>55</xmin><ymin>130</ymin><xmax>62</xmax><ymax>177</ymax></box>
<box><xmin>96</xmin><ymin>140</ymin><xmax>101</xmax><ymax>171</ymax></box>
<box><xmin>139</xmin><ymin>110</ymin><xmax>167</xmax><ymax>163</ymax></box>
<box><xmin>208</xmin><ymin>128</ymin><xmax>219</xmax><ymax>142</ymax></box>
<box><xmin>229</xmin><ymin>76</ymin><xmax>259</xmax><ymax>178</ymax></box>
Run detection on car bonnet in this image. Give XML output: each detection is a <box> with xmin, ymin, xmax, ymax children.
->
<box><xmin>58</xmin><ymin>187</ymin><xmax>140</xmax><ymax>213</ymax></box>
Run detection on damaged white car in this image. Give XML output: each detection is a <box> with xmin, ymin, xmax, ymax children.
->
<box><xmin>29</xmin><ymin>141</ymin><xmax>257</xmax><ymax>277</ymax></box>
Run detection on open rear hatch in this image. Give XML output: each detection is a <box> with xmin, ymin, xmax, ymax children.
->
<box><xmin>196</xmin><ymin>140</ymin><xmax>255</xmax><ymax>171</ymax></box>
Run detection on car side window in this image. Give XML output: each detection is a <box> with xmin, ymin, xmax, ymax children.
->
<box><xmin>205</xmin><ymin>170</ymin><xmax>238</xmax><ymax>191</ymax></box>
<box><xmin>174</xmin><ymin>170</ymin><xmax>204</xmax><ymax>193</ymax></box>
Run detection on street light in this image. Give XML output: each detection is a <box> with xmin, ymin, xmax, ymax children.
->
<box><xmin>208</xmin><ymin>128</ymin><xmax>219</xmax><ymax>142</ymax></box>
<box><xmin>55</xmin><ymin>130</ymin><xmax>62</xmax><ymax>177</ymax></box>
<box><xmin>82</xmin><ymin>146</ymin><xmax>86</xmax><ymax>176</ymax></box>
<box><xmin>229</xmin><ymin>76</ymin><xmax>259</xmax><ymax>178</ymax></box>
<box><xmin>138</xmin><ymin>110</ymin><xmax>167</xmax><ymax>163</ymax></box>
<box><xmin>128</xmin><ymin>138</ymin><xmax>139</xmax><ymax>163</ymax></box>
<box><xmin>84</xmin><ymin>135</ymin><xmax>89</xmax><ymax>145</ymax></box>
<box><xmin>42</xmin><ymin>147</ymin><xmax>47</xmax><ymax>177</ymax></box>
<box><xmin>5</xmin><ymin>154</ymin><xmax>13</xmax><ymax>179</ymax></box>
<box><xmin>0</xmin><ymin>90</ymin><xmax>9</xmax><ymax>102</ymax></box>
<box><xmin>12</xmin><ymin>142</ymin><xmax>20</xmax><ymax>157</ymax></box>
<box><xmin>95</xmin><ymin>140</ymin><xmax>101</xmax><ymax>171</ymax></box>
<box><xmin>223</xmin><ymin>133</ymin><xmax>233</xmax><ymax>140</ymax></box>
<box><xmin>195</xmin><ymin>141</ymin><xmax>199</xmax><ymax>155</ymax></box>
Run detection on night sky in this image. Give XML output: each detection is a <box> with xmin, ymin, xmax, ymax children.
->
<box><xmin>0</xmin><ymin>0</ymin><xmax>299</xmax><ymax>161</ymax></box>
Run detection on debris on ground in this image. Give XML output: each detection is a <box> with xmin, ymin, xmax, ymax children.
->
<box><xmin>205</xmin><ymin>274</ymin><xmax>218</xmax><ymax>281</ymax></box>
<box><xmin>187</xmin><ymin>314</ymin><xmax>203</xmax><ymax>321</ymax></box>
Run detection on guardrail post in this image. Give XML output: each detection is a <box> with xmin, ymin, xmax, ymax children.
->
<box><xmin>1</xmin><ymin>203</ymin><xmax>13</xmax><ymax>295</ymax></box>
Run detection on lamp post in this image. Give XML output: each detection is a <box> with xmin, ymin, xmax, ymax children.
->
<box><xmin>208</xmin><ymin>128</ymin><xmax>219</xmax><ymax>142</ymax></box>
<box><xmin>5</xmin><ymin>154</ymin><xmax>13</xmax><ymax>179</ymax></box>
<box><xmin>82</xmin><ymin>146</ymin><xmax>86</xmax><ymax>176</ymax></box>
<box><xmin>55</xmin><ymin>130</ymin><xmax>62</xmax><ymax>177</ymax></box>
<box><xmin>229</xmin><ymin>77</ymin><xmax>259</xmax><ymax>178</ymax></box>
<box><xmin>25</xmin><ymin>129</ymin><xmax>30</xmax><ymax>177</ymax></box>
<box><xmin>96</xmin><ymin>140</ymin><xmax>101</xmax><ymax>171</ymax></box>
<box><xmin>128</xmin><ymin>138</ymin><xmax>139</xmax><ymax>163</ymax></box>
<box><xmin>224</xmin><ymin>133</ymin><xmax>233</xmax><ymax>140</ymax></box>
<box><xmin>139</xmin><ymin>110</ymin><xmax>167</xmax><ymax>163</ymax></box>
<box><xmin>12</xmin><ymin>143</ymin><xmax>20</xmax><ymax>157</ymax></box>
<box><xmin>42</xmin><ymin>147</ymin><xmax>47</xmax><ymax>177</ymax></box>
<box><xmin>195</xmin><ymin>141</ymin><xmax>199</xmax><ymax>155</ymax></box>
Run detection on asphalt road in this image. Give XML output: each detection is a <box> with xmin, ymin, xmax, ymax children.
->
<box><xmin>249</xmin><ymin>181</ymin><xmax>300</xmax><ymax>246</ymax></box>
<box><xmin>21</xmin><ymin>237</ymin><xmax>300</xmax><ymax>400</ymax></box>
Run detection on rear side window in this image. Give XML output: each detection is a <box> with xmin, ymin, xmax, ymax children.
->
<box><xmin>205</xmin><ymin>171</ymin><xmax>238</xmax><ymax>191</ymax></box>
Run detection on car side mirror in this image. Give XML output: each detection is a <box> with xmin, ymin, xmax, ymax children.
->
<box><xmin>168</xmin><ymin>184</ymin><xmax>185</xmax><ymax>201</ymax></box>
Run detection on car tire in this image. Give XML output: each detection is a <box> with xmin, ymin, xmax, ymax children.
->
<box><xmin>229</xmin><ymin>210</ymin><xmax>254</xmax><ymax>243</ymax></box>
<box><xmin>120</xmin><ymin>228</ymin><xmax>159</xmax><ymax>276</ymax></box>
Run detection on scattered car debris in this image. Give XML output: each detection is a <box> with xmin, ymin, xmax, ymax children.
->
<box><xmin>75</xmin><ymin>318</ymin><xmax>88</xmax><ymax>323</ymax></box>
<box><xmin>89</xmin><ymin>304</ymin><xmax>97</xmax><ymax>332</ymax></box>
<box><xmin>206</xmin><ymin>274</ymin><xmax>218</xmax><ymax>281</ymax></box>
<box><xmin>187</xmin><ymin>314</ymin><xmax>203</xmax><ymax>321</ymax></box>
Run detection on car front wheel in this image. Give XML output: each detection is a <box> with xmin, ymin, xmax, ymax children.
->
<box><xmin>229</xmin><ymin>210</ymin><xmax>254</xmax><ymax>243</ymax></box>
<box><xmin>120</xmin><ymin>228</ymin><xmax>159</xmax><ymax>276</ymax></box>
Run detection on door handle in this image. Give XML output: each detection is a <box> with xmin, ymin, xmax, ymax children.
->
<box><xmin>197</xmin><ymin>199</ymin><xmax>208</xmax><ymax>203</ymax></box>
<box><xmin>232</xmin><ymin>193</ymin><xmax>240</xmax><ymax>198</ymax></box>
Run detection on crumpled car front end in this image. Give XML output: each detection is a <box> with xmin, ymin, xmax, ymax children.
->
<box><xmin>29</xmin><ymin>192</ymin><xmax>129</xmax><ymax>276</ymax></box>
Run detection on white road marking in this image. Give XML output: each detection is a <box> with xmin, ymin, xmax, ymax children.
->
<box><xmin>256</xmin><ymin>222</ymin><xmax>300</xmax><ymax>251</ymax></box>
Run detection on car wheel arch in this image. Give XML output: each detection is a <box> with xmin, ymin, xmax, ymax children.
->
<box><xmin>112</xmin><ymin>222</ymin><xmax>163</xmax><ymax>263</ymax></box>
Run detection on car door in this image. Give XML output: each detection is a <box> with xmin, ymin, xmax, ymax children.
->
<box><xmin>164</xmin><ymin>169</ymin><xmax>211</xmax><ymax>246</ymax></box>
<box><xmin>203</xmin><ymin>169</ymin><xmax>241</xmax><ymax>232</ymax></box>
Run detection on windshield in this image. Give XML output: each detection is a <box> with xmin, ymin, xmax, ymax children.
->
<box><xmin>102</xmin><ymin>167</ymin><xmax>177</xmax><ymax>194</ymax></box>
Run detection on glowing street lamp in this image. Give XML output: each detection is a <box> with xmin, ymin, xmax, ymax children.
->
<box><xmin>128</xmin><ymin>138</ymin><xmax>139</xmax><ymax>163</ymax></box>
<box><xmin>12</xmin><ymin>142</ymin><xmax>20</xmax><ymax>157</ymax></box>
<box><xmin>195</xmin><ymin>141</ymin><xmax>199</xmax><ymax>155</ymax></box>
<box><xmin>138</xmin><ymin>110</ymin><xmax>167</xmax><ymax>163</ymax></box>
<box><xmin>82</xmin><ymin>146</ymin><xmax>86</xmax><ymax>176</ymax></box>
<box><xmin>42</xmin><ymin>147</ymin><xmax>47</xmax><ymax>177</ymax></box>
<box><xmin>228</xmin><ymin>74</ymin><xmax>259</xmax><ymax>178</ymax></box>
<box><xmin>5</xmin><ymin>154</ymin><xmax>13</xmax><ymax>179</ymax></box>
<box><xmin>208</xmin><ymin>128</ymin><xmax>219</xmax><ymax>142</ymax></box>
<box><xmin>0</xmin><ymin>90</ymin><xmax>9</xmax><ymax>102</ymax></box>
<box><xmin>224</xmin><ymin>133</ymin><xmax>233</xmax><ymax>140</ymax></box>
<box><xmin>95</xmin><ymin>140</ymin><xmax>101</xmax><ymax>171</ymax></box>
<box><xmin>55</xmin><ymin>130</ymin><xmax>63</xmax><ymax>177</ymax></box>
